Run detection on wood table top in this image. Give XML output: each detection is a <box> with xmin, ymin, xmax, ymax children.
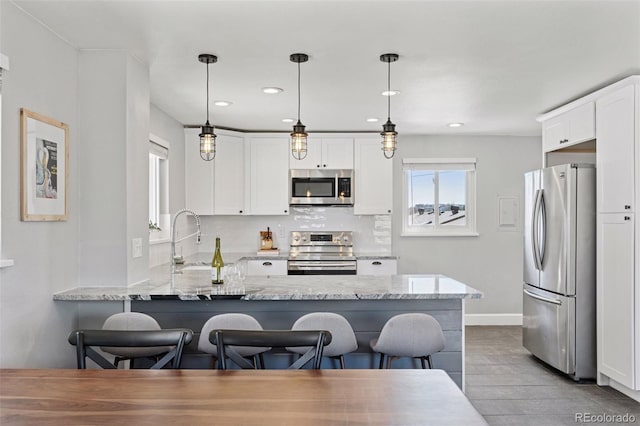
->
<box><xmin>0</xmin><ymin>368</ymin><xmax>487</xmax><ymax>426</ymax></box>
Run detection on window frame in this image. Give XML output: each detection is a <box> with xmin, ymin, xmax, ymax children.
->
<box><xmin>149</xmin><ymin>135</ymin><xmax>170</xmax><ymax>243</ymax></box>
<box><xmin>401</xmin><ymin>157</ymin><xmax>478</xmax><ymax>237</ymax></box>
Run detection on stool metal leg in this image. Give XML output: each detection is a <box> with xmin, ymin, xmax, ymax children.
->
<box><xmin>339</xmin><ymin>355</ymin><xmax>345</xmax><ymax>369</ymax></box>
<box><xmin>420</xmin><ymin>357</ymin><xmax>427</xmax><ymax>369</ymax></box>
<box><xmin>427</xmin><ymin>355</ymin><xmax>433</xmax><ymax>369</ymax></box>
<box><xmin>378</xmin><ymin>353</ymin><xmax>385</xmax><ymax>369</ymax></box>
<box><xmin>386</xmin><ymin>356</ymin><xmax>393</xmax><ymax>369</ymax></box>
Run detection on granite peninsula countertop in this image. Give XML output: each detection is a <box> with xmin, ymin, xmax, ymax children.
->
<box><xmin>54</xmin><ymin>272</ymin><xmax>481</xmax><ymax>303</ymax></box>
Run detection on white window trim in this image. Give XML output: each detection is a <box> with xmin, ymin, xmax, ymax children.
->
<box><xmin>149</xmin><ymin>134</ymin><xmax>170</xmax><ymax>243</ymax></box>
<box><xmin>401</xmin><ymin>157</ymin><xmax>478</xmax><ymax>237</ymax></box>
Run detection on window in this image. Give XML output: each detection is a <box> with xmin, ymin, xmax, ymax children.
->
<box><xmin>402</xmin><ymin>158</ymin><xmax>477</xmax><ymax>236</ymax></box>
<box><xmin>149</xmin><ymin>137</ymin><xmax>169</xmax><ymax>242</ymax></box>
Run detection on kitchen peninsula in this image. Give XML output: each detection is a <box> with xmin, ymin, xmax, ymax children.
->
<box><xmin>54</xmin><ymin>256</ymin><xmax>481</xmax><ymax>388</ymax></box>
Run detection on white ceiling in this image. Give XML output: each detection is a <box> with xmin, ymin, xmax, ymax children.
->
<box><xmin>11</xmin><ymin>0</ymin><xmax>640</xmax><ymax>136</ymax></box>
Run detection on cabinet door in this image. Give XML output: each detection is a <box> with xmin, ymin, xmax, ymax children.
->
<box><xmin>289</xmin><ymin>136</ymin><xmax>322</xmax><ymax>169</ymax></box>
<box><xmin>354</xmin><ymin>138</ymin><xmax>393</xmax><ymax>215</ymax></box>
<box><xmin>568</xmin><ymin>102</ymin><xmax>595</xmax><ymax>144</ymax></box>
<box><xmin>597</xmin><ymin>213</ymin><xmax>635</xmax><ymax>388</ymax></box>
<box><xmin>249</xmin><ymin>138</ymin><xmax>290</xmax><ymax>215</ymax></box>
<box><xmin>214</xmin><ymin>134</ymin><xmax>245</xmax><ymax>215</ymax></box>
<box><xmin>542</xmin><ymin>117</ymin><xmax>567</xmax><ymax>152</ymax></box>
<box><xmin>322</xmin><ymin>138</ymin><xmax>354</xmax><ymax>169</ymax></box>
<box><xmin>184</xmin><ymin>129</ymin><xmax>214</xmax><ymax>215</ymax></box>
<box><xmin>596</xmin><ymin>85</ymin><xmax>635</xmax><ymax>213</ymax></box>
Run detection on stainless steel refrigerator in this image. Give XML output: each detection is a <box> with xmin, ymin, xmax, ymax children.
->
<box><xmin>523</xmin><ymin>163</ymin><xmax>596</xmax><ymax>380</ymax></box>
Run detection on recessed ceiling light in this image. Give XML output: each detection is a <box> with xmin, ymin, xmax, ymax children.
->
<box><xmin>214</xmin><ymin>100</ymin><xmax>232</xmax><ymax>107</ymax></box>
<box><xmin>366</xmin><ymin>118</ymin><xmax>380</xmax><ymax>123</ymax></box>
<box><xmin>381</xmin><ymin>90</ymin><xmax>400</xmax><ymax>96</ymax></box>
<box><xmin>448</xmin><ymin>122</ymin><xmax>464</xmax><ymax>128</ymax></box>
<box><xmin>282</xmin><ymin>118</ymin><xmax>295</xmax><ymax>123</ymax></box>
<box><xmin>263</xmin><ymin>87</ymin><xmax>283</xmax><ymax>94</ymax></box>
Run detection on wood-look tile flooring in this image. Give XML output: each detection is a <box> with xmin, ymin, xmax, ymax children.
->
<box><xmin>465</xmin><ymin>326</ymin><xmax>640</xmax><ymax>426</ymax></box>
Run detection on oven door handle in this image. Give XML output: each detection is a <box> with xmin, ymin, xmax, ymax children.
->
<box><xmin>288</xmin><ymin>262</ymin><xmax>356</xmax><ymax>268</ymax></box>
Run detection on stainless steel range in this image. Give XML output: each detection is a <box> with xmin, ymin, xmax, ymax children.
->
<box><xmin>287</xmin><ymin>231</ymin><xmax>356</xmax><ymax>275</ymax></box>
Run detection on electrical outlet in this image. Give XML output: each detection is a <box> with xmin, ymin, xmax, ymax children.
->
<box><xmin>132</xmin><ymin>238</ymin><xmax>143</xmax><ymax>258</ymax></box>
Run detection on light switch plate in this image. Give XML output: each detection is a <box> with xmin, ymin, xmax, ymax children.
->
<box><xmin>132</xmin><ymin>238</ymin><xmax>143</xmax><ymax>258</ymax></box>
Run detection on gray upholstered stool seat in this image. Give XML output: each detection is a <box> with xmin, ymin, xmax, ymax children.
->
<box><xmin>287</xmin><ymin>312</ymin><xmax>358</xmax><ymax>369</ymax></box>
<box><xmin>101</xmin><ymin>312</ymin><xmax>172</xmax><ymax>367</ymax></box>
<box><xmin>198</xmin><ymin>313</ymin><xmax>270</xmax><ymax>368</ymax></box>
<box><xmin>369</xmin><ymin>313</ymin><xmax>445</xmax><ymax>369</ymax></box>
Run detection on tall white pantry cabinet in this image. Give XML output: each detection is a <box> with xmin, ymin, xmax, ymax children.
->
<box><xmin>540</xmin><ymin>76</ymin><xmax>640</xmax><ymax>402</ymax></box>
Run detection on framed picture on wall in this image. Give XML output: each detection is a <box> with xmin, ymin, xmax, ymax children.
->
<box><xmin>20</xmin><ymin>108</ymin><xmax>69</xmax><ymax>221</ymax></box>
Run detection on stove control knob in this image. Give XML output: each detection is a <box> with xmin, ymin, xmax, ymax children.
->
<box><xmin>302</xmin><ymin>236</ymin><xmax>307</xmax><ymax>242</ymax></box>
<box><xmin>293</xmin><ymin>235</ymin><xmax>300</xmax><ymax>242</ymax></box>
<box><xmin>343</xmin><ymin>236</ymin><xmax>349</xmax><ymax>242</ymax></box>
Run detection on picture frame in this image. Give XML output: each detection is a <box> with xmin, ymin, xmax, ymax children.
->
<box><xmin>20</xmin><ymin>108</ymin><xmax>69</xmax><ymax>221</ymax></box>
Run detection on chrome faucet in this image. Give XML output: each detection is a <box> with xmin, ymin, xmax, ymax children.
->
<box><xmin>170</xmin><ymin>209</ymin><xmax>201</xmax><ymax>267</ymax></box>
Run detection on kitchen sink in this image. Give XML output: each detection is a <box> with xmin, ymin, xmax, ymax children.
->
<box><xmin>180</xmin><ymin>265</ymin><xmax>211</xmax><ymax>271</ymax></box>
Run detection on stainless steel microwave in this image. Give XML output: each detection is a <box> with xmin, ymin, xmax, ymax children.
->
<box><xmin>289</xmin><ymin>169</ymin><xmax>354</xmax><ymax>206</ymax></box>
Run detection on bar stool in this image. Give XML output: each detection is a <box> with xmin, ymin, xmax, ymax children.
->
<box><xmin>198</xmin><ymin>313</ymin><xmax>270</xmax><ymax>368</ymax></box>
<box><xmin>100</xmin><ymin>312</ymin><xmax>173</xmax><ymax>368</ymax></box>
<box><xmin>369</xmin><ymin>313</ymin><xmax>445</xmax><ymax>369</ymax></box>
<box><xmin>287</xmin><ymin>312</ymin><xmax>358</xmax><ymax>369</ymax></box>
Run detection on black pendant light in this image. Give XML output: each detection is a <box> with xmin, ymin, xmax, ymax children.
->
<box><xmin>380</xmin><ymin>53</ymin><xmax>399</xmax><ymax>159</ymax></box>
<box><xmin>290</xmin><ymin>53</ymin><xmax>309</xmax><ymax>160</ymax></box>
<box><xmin>199</xmin><ymin>53</ymin><xmax>217</xmax><ymax>161</ymax></box>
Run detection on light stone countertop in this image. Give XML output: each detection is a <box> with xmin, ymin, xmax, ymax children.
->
<box><xmin>54</xmin><ymin>253</ymin><xmax>479</xmax><ymax>302</ymax></box>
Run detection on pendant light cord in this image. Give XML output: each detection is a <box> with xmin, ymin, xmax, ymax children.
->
<box><xmin>297</xmin><ymin>61</ymin><xmax>301</xmax><ymax>122</ymax></box>
<box><xmin>206</xmin><ymin>62</ymin><xmax>210</xmax><ymax>124</ymax></box>
<box><xmin>387</xmin><ymin>60</ymin><xmax>391</xmax><ymax>121</ymax></box>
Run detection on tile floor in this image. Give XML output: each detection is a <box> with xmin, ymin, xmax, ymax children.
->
<box><xmin>465</xmin><ymin>326</ymin><xmax>640</xmax><ymax>426</ymax></box>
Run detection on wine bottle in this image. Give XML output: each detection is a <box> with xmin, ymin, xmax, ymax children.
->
<box><xmin>211</xmin><ymin>237</ymin><xmax>224</xmax><ymax>285</ymax></box>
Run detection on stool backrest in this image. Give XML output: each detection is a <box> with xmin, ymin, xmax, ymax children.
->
<box><xmin>211</xmin><ymin>329</ymin><xmax>332</xmax><ymax>370</ymax></box>
<box><xmin>68</xmin><ymin>329</ymin><xmax>193</xmax><ymax>369</ymax></box>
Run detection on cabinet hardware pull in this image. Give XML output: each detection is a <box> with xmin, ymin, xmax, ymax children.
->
<box><xmin>262</xmin><ymin>262</ymin><xmax>272</xmax><ymax>266</ymax></box>
<box><xmin>284</xmin><ymin>210</ymin><xmax>288</xmax><ymax>213</ymax></box>
<box><xmin>372</xmin><ymin>261</ymin><xmax>382</xmax><ymax>266</ymax></box>
<box><xmin>624</xmin><ymin>216</ymin><xmax>631</xmax><ymax>221</ymax></box>
<box><xmin>316</xmin><ymin>165</ymin><xmax>320</xmax><ymax>168</ymax></box>
<box><xmin>625</xmin><ymin>205</ymin><xmax>631</xmax><ymax>210</ymax></box>
<box><xmin>239</xmin><ymin>210</ymin><xmax>243</xmax><ymax>213</ymax></box>
<box><xmin>387</xmin><ymin>210</ymin><xmax>391</xmax><ymax>213</ymax></box>
<box><xmin>323</xmin><ymin>164</ymin><xmax>327</xmax><ymax>168</ymax></box>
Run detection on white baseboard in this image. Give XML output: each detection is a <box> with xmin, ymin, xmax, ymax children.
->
<box><xmin>464</xmin><ymin>314</ymin><xmax>522</xmax><ymax>326</ymax></box>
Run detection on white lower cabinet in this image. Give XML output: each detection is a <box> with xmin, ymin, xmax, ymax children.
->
<box><xmin>357</xmin><ymin>259</ymin><xmax>397</xmax><ymax>275</ymax></box>
<box><xmin>247</xmin><ymin>259</ymin><xmax>287</xmax><ymax>276</ymax></box>
<box><xmin>597</xmin><ymin>213</ymin><xmax>636</xmax><ymax>389</ymax></box>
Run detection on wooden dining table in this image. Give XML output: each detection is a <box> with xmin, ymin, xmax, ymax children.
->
<box><xmin>0</xmin><ymin>368</ymin><xmax>487</xmax><ymax>425</ymax></box>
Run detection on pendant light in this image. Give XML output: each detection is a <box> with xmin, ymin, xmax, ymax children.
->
<box><xmin>380</xmin><ymin>53</ymin><xmax>399</xmax><ymax>159</ymax></box>
<box><xmin>199</xmin><ymin>53</ymin><xmax>217</xmax><ymax>161</ymax></box>
<box><xmin>290</xmin><ymin>53</ymin><xmax>309</xmax><ymax>160</ymax></box>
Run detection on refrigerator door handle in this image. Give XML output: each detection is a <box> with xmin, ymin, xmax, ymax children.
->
<box><xmin>524</xmin><ymin>289</ymin><xmax>562</xmax><ymax>306</ymax></box>
<box><xmin>539</xmin><ymin>190</ymin><xmax>546</xmax><ymax>266</ymax></box>
<box><xmin>532</xmin><ymin>189</ymin><xmax>543</xmax><ymax>270</ymax></box>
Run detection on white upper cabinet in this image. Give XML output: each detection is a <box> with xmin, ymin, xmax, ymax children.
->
<box><xmin>542</xmin><ymin>102</ymin><xmax>595</xmax><ymax>152</ymax></box>
<box><xmin>214</xmin><ymin>134</ymin><xmax>245</xmax><ymax>215</ymax></box>
<box><xmin>354</xmin><ymin>138</ymin><xmax>393</xmax><ymax>215</ymax></box>
<box><xmin>596</xmin><ymin>85</ymin><xmax>635</xmax><ymax>214</ymax></box>
<box><xmin>249</xmin><ymin>137</ymin><xmax>290</xmax><ymax>215</ymax></box>
<box><xmin>185</xmin><ymin>128</ymin><xmax>214</xmax><ymax>215</ymax></box>
<box><xmin>289</xmin><ymin>137</ymin><xmax>354</xmax><ymax>169</ymax></box>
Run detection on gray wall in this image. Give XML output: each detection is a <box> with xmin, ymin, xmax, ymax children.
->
<box><xmin>390</xmin><ymin>135</ymin><xmax>541</xmax><ymax>318</ymax></box>
<box><xmin>0</xmin><ymin>2</ymin><xmax>79</xmax><ymax>367</ymax></box>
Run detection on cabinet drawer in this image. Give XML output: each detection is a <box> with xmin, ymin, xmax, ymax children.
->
<box><xmin>247</xmin><ymin>259</ymin><xmax>287</xmax><ymax>276</ymax></box>
<box><xmin>357</xmin><ymin>259</ymin><xmax>397</xmax><ymax>275</ymax></box>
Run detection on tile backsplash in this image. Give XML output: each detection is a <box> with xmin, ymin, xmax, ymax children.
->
<box><xmin>195</xmin><ymin>207</ymin><xmax>392</xmax><ymax>254</ymax></box>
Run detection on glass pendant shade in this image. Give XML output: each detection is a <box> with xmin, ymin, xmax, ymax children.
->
<box><xmin>381</xmin><ymin>119</ymin><xmax>397</xmax><ymax>159</ymax></box>
<box><xmin>200</xmin><ymin>121</ymin><xmax>216</xmax><ymax>161</ymax></box>
<box><xmin>291</xmin><ymin>121</ymin><xmax>308</xmax><ymax>160</ymax></box>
